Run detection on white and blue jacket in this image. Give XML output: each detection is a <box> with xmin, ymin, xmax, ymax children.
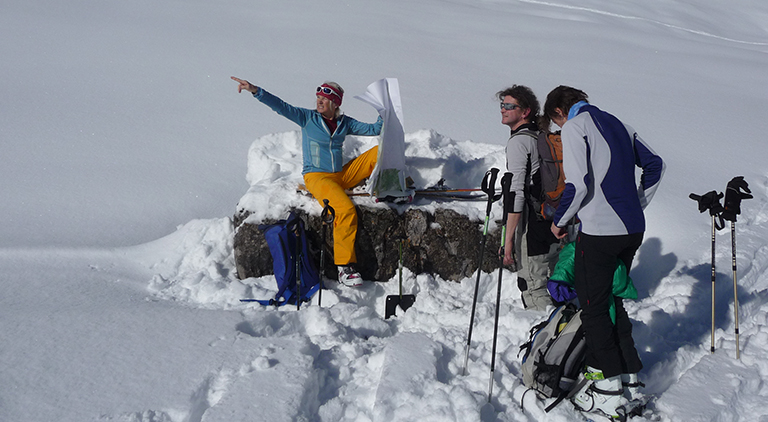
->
<box><xmin>255</xmin><ymin>89</ymin><xmax>383</xmax><ymax>174</ymax></box>
<box><xmin>553</xmin><ymin>103</ymin><xmax>665</xmax><ymax>235</ymax></box>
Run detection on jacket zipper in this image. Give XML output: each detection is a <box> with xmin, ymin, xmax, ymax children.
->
<box><xmin>328</xmin><ymin>116</ymin><xmax>342</xmax><ymax>171</ymax></box>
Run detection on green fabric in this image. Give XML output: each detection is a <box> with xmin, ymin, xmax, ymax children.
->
<box><xmin>550</xmin><ymin>242</ymin><xmax>637</xmax><ymax>324</ymax></box>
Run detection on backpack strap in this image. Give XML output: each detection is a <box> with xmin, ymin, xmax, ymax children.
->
<box><xmin>514</xmin><ymin>129</ymin><xmax>539</xmax><ymax>214</ymax></box>
<box><xmin>520</xmin><ymin>388</ymin><xmax>537</xmax><ymax>413</ymax></box>
<box><xmin>544</xmin><ymin>391</ymin><xmax>568</xmax><ymax>412</ymax></box>
<box><xmin>543</xmin><ymin>323</ymin><xmax>585</xmax><ymax>413</ymax></box>
<box><xmin>242</xmin><ymin>211</ymin><xmax>321</xmax><ymax>307</ymax></box>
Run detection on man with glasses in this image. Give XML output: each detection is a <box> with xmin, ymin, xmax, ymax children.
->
<box><xmin>232</xmin><ymin>76</ymin><xmax>383</xmax><ymax>286</ymax></box>
<box><xmin>498</xmin><ymin>86</ymin><xmax>560</xmax><ymax>311</ymax></box>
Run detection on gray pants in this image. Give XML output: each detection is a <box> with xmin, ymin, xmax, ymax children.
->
<box><xmin>519</xmin><ymin>232</ymin><xmax>560</xmax><ymax>311</ymax></box>
<box><xmin>513</xmin><ymin>206</ymin><xmax>565</xmax><ymax>311</ymax></box>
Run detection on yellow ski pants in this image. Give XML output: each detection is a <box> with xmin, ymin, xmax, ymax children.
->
<box><xmin>303</xmin><ymin>146</ymin><xmax>378</xmax><ymax>265</ymax></box>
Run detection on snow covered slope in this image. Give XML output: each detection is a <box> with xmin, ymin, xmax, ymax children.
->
<box><xmin>2</xmin><ymin>0</ymin><xmax>768</xmax><ymax>421</ymax></box>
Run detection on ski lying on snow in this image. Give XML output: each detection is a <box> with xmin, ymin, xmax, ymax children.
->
<box><xmin>296</xmin><ymin>184</ymin><xmax>484</xmax><ymax>201</ymax></box>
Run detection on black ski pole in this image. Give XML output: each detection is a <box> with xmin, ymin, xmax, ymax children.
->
<box><xmin>462</xmin><ymin>168</ymin><xmax>500</xmax><ymax>376</ymax></box>
<box><xmin>295</xmin><ymin>222</ymin><xmax>302</xmax><ymax>311</ymax></box>
<box><xmin>722</xmin><ymin>176</ymin><xmax>753</xmax><ymax>359</ymax></box>
<box><xmin>319</xmin><ymin>199</ymin><xmax>335</xmax><ymax>308</ymax></box>
<box><xmin>690</xmin><ymin>190</ymin><xmax>725</xmax><ymax>353</ymax></box>
<box><xmin>729</xmin><ymin>220</ymin><xmax>738</xmax><ymax>358</ymax></box>
<box><xmin>488</xmin><ymin>172</ymin><xmax>513</xmax><ymax>403</ymax></box>
<box><xmin>710</xmin><ymin>212</ymin><xmax>716</xmax><ymax>353</ymax></box>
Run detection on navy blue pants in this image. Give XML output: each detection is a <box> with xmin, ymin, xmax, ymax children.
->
<box><xmin>574</xmin><ymin>232</ymin><xmax>644</xmax><ymax>378</ymax></box>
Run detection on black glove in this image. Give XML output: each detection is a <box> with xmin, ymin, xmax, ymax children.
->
<box><xmin>690</xmin><ymin>190</ymin><xmax>724</xmax><ymax>215</ymax></box>
<box><xmin>722</xmin><ymin>176</ymin><xmax>753</xmax><ymax>222</ymax></box>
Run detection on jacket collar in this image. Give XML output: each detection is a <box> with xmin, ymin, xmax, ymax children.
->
<box><xmin>568</xmin><ymin>101</ymin><xmax>590</xmax><ymax>120</ymax></box>
<box><xmin>510</xmin><ymin>122</ymin><xmax>538</xmax><ymax>136</ymax></box>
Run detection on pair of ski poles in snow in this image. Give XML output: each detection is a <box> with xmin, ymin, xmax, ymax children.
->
<box><xmin>690</xmin><ymin>176</ymin><xmax>752</xmax><ymax>359</ymax></box>
<box><xmin>461</xmin><ymin>168</ymin><xmax>517</xmax><ymax>403</ymax></box>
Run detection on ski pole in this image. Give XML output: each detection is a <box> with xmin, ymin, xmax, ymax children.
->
<box><xmin>710</xmin><ymin>213</ymin><xmax>716</xmax><ymax>353</ymax></box>
<box><xmin>462</xmin><ymin>168</ymin><xmax>500</xmax><ymax>376</ymax></box>
<box><xmin>295</xmin><ymin>222</ymin><xmax>302</xmax><ymax>311</ymax></box>
<box><xmin>690</xmin><ymin>190</ymin><xmax>724</xmax><ymax>354</ymax></box>
<box><xmin>399</xmin><ymin>239</ymin><xmax>404</xmax><ymax>298</ymax></box>
<box><xmin>489</xmin><ymin>172</ymin><xmax>513</xmax><ymax>403</ymax></box>
<box><xmin>722</xmin><ymin>176</ymin><xmax>752</xmax><ymax>359</ymax></box>
<box><xmin>319</xmin><ymin>199</ymin><xmax>335</xmax><ymax>308</ymax></box>
<box><xmin>730</xmin><ymin>221</ymin><xmax>739</xmax><ymax>359</ymax></box>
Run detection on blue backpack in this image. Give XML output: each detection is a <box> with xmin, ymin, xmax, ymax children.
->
<box><xmin>248</xmin><ymin>212</ymin><xmax>321</xmax><ymax>307</ymax></box>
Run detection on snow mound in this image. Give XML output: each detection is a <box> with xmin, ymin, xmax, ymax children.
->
<box><xmin>236</xmin><ymin>129</ymin><xmax>506</xmax><ymax>225</ymax></box>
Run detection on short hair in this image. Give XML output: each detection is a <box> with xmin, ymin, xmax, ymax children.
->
<box><xmin>543</xmin><ymin>86</ymin><xmax>589</xmax><ymax>120</ymax></box>
<box><xmin>496</xmin><ymin>85</ymin><xmax>540</xmax><ymax>124</ymax></box>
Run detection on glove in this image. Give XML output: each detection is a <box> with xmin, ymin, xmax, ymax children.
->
<box><xmin>722</xmin><ymin>176</ymin><xmax>753</xmax><ymax>222</ymax></box>
<box><xmin>690</xmin><ymin>190</ymin><xmax>724</xmax><ymax>215</ymax></box>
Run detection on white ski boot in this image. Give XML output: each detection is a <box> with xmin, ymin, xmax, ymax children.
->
<box><xmin>571</xmin><ymin>366</ymin><xmax>628</xmax><ymax>419</ymax></box>
<box><xmin>338</xmin><ymin>265</ymin><xmax>363</xmax><ymax>287</ymax></box>
<box><xmin>621</xmin><ymin>373</ymin><xmax>645</xmax><ymax>401</ymax></box>
<box><xmin>620</xmin><ymin>373</ymin><xmax>648</xmax><ymax>418</ymax></box>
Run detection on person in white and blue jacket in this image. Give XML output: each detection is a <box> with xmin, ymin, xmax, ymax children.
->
<box><xmin>232</xmin><ymin>77</ymin><xmax>383</xmax><ymax>286</ymax></box>
<box><xmin>545</xmin><ymin>86</ymin><xmax>664</xmax><ymax>418</ymax></box>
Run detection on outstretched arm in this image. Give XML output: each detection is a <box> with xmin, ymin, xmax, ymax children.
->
<box><xmin>231</xmin><ymin>76</ymin><xmax>259</xmax><ymax>94</ymax></box>
<box><xmin>232</xmin><ymin>77</ymin><xmax>311</xmax><ymax>126</ymax></box>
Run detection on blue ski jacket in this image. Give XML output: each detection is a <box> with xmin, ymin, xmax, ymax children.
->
<box><xmin>254</xmin><ymin>88</ymin><xmax>383</xmax><ymax>174</ymax></box>
<box><xmin>553</xmin><ymin>104</ymin><xmax>665</xmax><ymax>235</ymax></box>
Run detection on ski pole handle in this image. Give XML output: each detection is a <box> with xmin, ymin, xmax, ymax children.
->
<box><xmin>500</xmin><ymin>172</ymin><xmax>514</xmax><ymax>215</ymax></box>
<box><xmin>499</xmin><ymin>172</ymin><xmax>515</xmax><ymax>261</ymax></box>
<box><xmin>723</xmin><ymin>176</ymin><xmax>752</xmax><ymax>223</ymax></box>
<box><xmin>689</xmin><ymin>191</ymin><xmax>724</xmax><ymax>215</ymax></box>
<box><xmin>481</xmin><ymin>168</ymin><xmax>500</xmax><ymax>206</ymax></box>
<box><xmin>481</xmin><ymin>168</ymin><xmax>499</xmax><ymax>195</ymax></box>
<box><xmin>690</xmin><ymin>191</ymin><xmax>725</xmax><ymax>230</ymax></box>
<box><xmin>483</xmin><ymin>171</ymin><xmax>497</xmax><ymax>215</ymax></box>
<box><xmin>321</xmin><ymin>199</ymin><xmax>335</xmax><ymax>225</ymax></box>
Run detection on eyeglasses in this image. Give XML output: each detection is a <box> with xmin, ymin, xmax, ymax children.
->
<box><xmin>317</xmin><ymin>86</ymin><xmax>341</xmax><ymax>99</ymax></box>
<box><xmin>500</xmin><ymin>102</ymin><xmax>523</xmax><ymax>111</ymax></box>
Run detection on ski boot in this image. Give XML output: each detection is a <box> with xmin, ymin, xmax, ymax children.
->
<box><xmin>571</xmin><ymin>366</ymin><xmax>629</xmax><ymax>420</ymax></box>
<box><xmin>338</xmin><ymin>265</ymin><xmax>363</xmax><ymax>287</ymax></box>
<box><xmin>621</xmin><ymin>373</ymin><xmax>645</xmax><ymax>401</ymax></box>
<box><xmin>619</xmin><ymin>373</ymin><xmax>648</xmax><ymax>418</ymax></box>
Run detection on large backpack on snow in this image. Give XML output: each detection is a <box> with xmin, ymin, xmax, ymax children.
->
<box><xmin>519</xmin><ymin>302</ymin><xmax>586</xmax><ymax>412</ymax></box>
<box><xmin>253</xmin><ymin>211</ymin><xmax>320</xmax><ymax>306</ymax></box>
<box><xmin>533</xmin><ymin>131</ymin><xmax>566</xmax><ymax>220</ymax></box>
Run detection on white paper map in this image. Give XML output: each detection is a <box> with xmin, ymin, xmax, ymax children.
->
<box><xmin>355</xmin><ymin>78</ymin><xmax>413</xmax><ymax>199</ymax></box>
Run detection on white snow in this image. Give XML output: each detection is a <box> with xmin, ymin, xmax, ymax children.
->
<box><xmin>2</xmin><ymin>0</ymin><xmax>768</xmax><ymax>421</ymax></box>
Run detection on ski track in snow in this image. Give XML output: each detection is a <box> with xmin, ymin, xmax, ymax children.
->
<box><xmin>514</xmin><ymin>0</ymin><xmax>768</xmax><ymax>46</ymax></box>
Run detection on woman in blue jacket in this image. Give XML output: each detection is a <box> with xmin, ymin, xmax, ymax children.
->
<box><xmin>232</xmin><ymin>77</ymin><xmax>382</xmax><ymax>286</ymax></box>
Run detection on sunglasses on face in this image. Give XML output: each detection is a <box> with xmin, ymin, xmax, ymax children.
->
<box><xmin>500</xmin><ymin>102</ymin><xmax>523</xmax><ymax>111</ymax></box>
<box><xmin>317</xmin><ymin>86</ymin><xmax>341</xmax><ymax>98</ymax></box>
